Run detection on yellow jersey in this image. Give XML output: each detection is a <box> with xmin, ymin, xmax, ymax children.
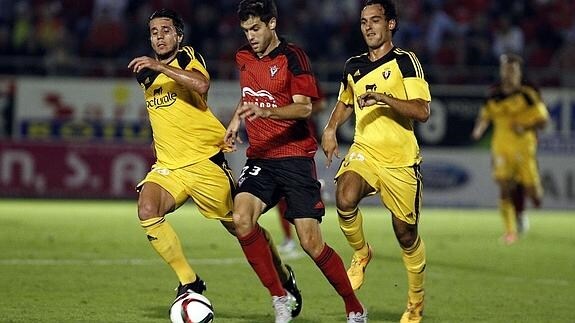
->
<box><xmin>136</xmin><ymin>46</ymin><xmax>226</xmax><ymax>169</ymax></box>
<box><xmin>480</xmin><ymin>84</ymin><xmax>549</xmax><ymax>155</ymax></box>
<box><xmin>338</xmin><ymin>47</ymin><xmax>431</xmax><ymax>167</ymax></box>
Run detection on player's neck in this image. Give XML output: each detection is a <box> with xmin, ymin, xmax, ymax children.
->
<box><xmin>156</xmin><ymin>48</ymin><xmax>178</xmax><ymax>64</ymax></box>
<box><xmin>258</xmin><ymin>34</ymin><xmax>280</xmax><ymax>58</ymax></box>
<box><xmin>368</xmin><ymin>41</ymin><xmax>393</xmax><ymax>61</ymax></box>
<box><xmin>502</xmin><ymin>80</ymin><xmax>520</xmax><ymax>93</ymax></box>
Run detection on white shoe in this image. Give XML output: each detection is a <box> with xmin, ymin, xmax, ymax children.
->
<box><xmin>517</xmin><ymin>212</ymin><xmax>530</xmax><ymax>234</ymax></box>
<box><xmin>347</xmin><ymin>304</ymin><xmax>368</xmax><ymax>323</ymax></box>
<box><xmin>278</xmin><ymin>238</ymin><xmax>296</xmax><ymax>254</ymax></box>
<box><xmin>272</xmin><ymin>290</ymin><xmax>296</xmax><ymax>323</ymax></box>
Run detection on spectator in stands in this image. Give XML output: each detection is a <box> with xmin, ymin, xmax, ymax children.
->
<box><xmin>492</xmin><ymin>15</ymin><xmax>524</xmax><ymax>58</ymax></box>
<box><xmin>84</xmin><ymin>5</ymin><xmax>127</xmax><ymax>57</ymax></box>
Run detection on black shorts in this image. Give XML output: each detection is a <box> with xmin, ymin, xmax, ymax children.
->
<box><xmin>237</xmin><ymin>157</ymin><xmax>325</xmax><ymax>222</ymax></box>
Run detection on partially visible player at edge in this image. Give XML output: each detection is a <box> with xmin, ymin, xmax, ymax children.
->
<box><xmin>224</xmin><ymin>1</ymin><xmax>367</xmax><ymax>322</ymax></box>
<box><xmin>321</xmin><ymin>1</ymin><xmax>430</xmax><ymax>322</ymax></box>
<box><xmin>127</xmin><ymin>8</ymin><xmax>299</xmax><ymax>305</ymax></box>
<box><xmin>471</xmin><ymin>53</ymin><xmax>549</xmax><ymax>244</ymax></box>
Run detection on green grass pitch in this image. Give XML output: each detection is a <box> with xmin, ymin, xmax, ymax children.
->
<box><xmin>0</xmin><ymin>200</ymin><xmax>573</xmax><ymax>322</ymax></box>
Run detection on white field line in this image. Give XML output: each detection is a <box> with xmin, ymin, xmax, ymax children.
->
<box><xmin>0</xmin><ymin>251</ymin><xmax>306</xmax><ymax>266</ymax></box>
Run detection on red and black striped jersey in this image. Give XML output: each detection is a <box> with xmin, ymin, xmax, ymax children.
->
<box><xmin>236</xmin><ymin>39</ymin><xmax>319</xmax><ymax>159</ymax></box>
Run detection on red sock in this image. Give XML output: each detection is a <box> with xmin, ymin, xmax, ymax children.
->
<box><xmin>238</xmin><ymin>225</ymin><xmax>285</xmax><ymax>296</ymax></box>
<box><xmin>314</xmin><ymin>244</ymin><xmax>363</xmax><ymax>314</ymax></box>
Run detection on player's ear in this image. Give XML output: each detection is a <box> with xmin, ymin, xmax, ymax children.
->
<box><xmin>268</xmin><ymin>17</ymin><xmax>277</xmax><ymax>30</ymax></box>
<box><xmin>177</xmin><ymin>34</ymin><xmax>183</xmax><ymax>44</ymax></box>
<box><xmin>388</xmin><ymin>19</ymin><xmax>396</xmax><ymax>32</ymax></box>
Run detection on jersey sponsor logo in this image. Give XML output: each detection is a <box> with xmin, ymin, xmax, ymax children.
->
<box><xmin>365</xmin><ymin>84</ymin><xmax>377</xmax><ymax>92</ymax></box>
<box><xmin>241</xmin><ymin>87</ymin><xmax>278</xmax><ymax>108</ymax></box>
<box><xmin>270</xmin><ymin>65</ymin><xmax>279</xmax><ymax>78</ymax></box>
<box><xmin>146</xmin><ymin>87</ymin><xmax>177</xmax><ymax>109</ymax></box>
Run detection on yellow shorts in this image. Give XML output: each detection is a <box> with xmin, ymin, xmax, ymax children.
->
<box><xmin>335</xmin><ymin>150</ymin><xmax>423</xmax><ymax>224</ymax></box>
<box><xmin>137</xmin><ymin>152</ymin><xmax>235</xmax><ymax>221</ymax></box>
<box><xmin>492</xmin><ymin>149</ymin><xmax>541</xmax><ymax>189</ymax></box>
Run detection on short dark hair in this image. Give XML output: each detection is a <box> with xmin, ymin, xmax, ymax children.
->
<box><xmin>364</xmin><ymin>0</ymin><xmax>399</xmax><ymax>35</ymax></box>
<box><xmin>237</xmin><ymin>0</ymin><xmax>278</xmax><ymax>24</ymax></box>
<box><xmin>149</xmin><ymin>8</ymin><xmax>184</xmax><ymax>37</ymax></box>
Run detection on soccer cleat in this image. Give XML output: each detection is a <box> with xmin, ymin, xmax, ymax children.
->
<box><xmin>282</xmin><ymin>264</ymin><xmax>302</xmax><ymax>317</ymax></box>
<box><xmin>347</xmin><ymin>304</ymin><xmax>368</xmax><ymax>323</ymax></box>
<box><xmin>347</xmin><ymin>244</ymin><xmax>373</xmax><ymax>290</ymax></box>
<box><xmin>400</xmin><ymin>297</ymin><xmax>424</xmax><ymax>323</ymax></box>
<box><xmin>175</xmin><ymin>276</ymin><xmax>207</xmax><ymax>297</ymax></box>
<box><xmin>272</xmin><ymin>290</ymin><xmax>297</xmax><ymax>323</ymax></box>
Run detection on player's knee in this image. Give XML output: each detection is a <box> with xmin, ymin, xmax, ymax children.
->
<box><xmin>298</xmin><ymin>236</ymin><xmax>322</xmax><ymax>258</ymax></box>
<box><xmin>232</xmin><ymin>212</ymin><xmax>254</xmax><ymax>236</ymax></box>
<box><xmin>335</xmin><ymin>191</ymin><xmax>360</xmax><ymax>212</ymax></box>
<box><xmin>398</xmin><ymin>233</ymin><xmax>417</xmax><ymax>249</ymax></box>
<box><xmin>137</xmin><ymin>200</ymin><xmax>161</xmax><ymax>220</ymax></box>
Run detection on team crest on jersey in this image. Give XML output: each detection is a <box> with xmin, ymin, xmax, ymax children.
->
<box><xmin>383</xmin><ymin>69</ymin><xmax>391</xmax><ymax>79</ymax></box>
<box><xmin>270</xmin><ymin>65</ymin><xmax>279</xmax><ymax>78</ymax></box>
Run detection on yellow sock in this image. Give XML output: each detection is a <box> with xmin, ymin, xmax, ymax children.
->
<box><xmin>500</xmin><ymin>199</ymin><xmax>516</xmax><ymax>234</ymax></box>
<box><xmin>338</xmin><ymin>207</ymin><xmax>367</xmax><ymax>254</ymax></box>
<box><xmin>261</xmin><ymin>226</ymin><xmax>289</xmax><ymax>283</ymax></box>
<box><xmin>140</xmin><ymin>217</ymin><xmax>196</xmax><ymax>284</ymax></box>
<box><xmin>402</xmin><ymin>236</ymin><xmax>426</xmax><ymax>303</ymax></box>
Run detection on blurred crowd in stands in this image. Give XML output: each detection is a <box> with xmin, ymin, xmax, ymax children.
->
<box><xmin>0</xmin><ymin>0</ymin><xmax>574</xmax><ymax>85</ymax></box>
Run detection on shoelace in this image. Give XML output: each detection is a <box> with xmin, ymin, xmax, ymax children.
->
<box><xmin>347</xmin><ymin>311</ymin><xmax>366</xmax><ymax>322</ymax></box>
<box><xmin>273</xmin><ymin>296</ymin><xmax>292</xmax><ymax>319</ymax></box>
<box><xmin>349</xmin><ymin>255</ymin><xmax>364</xmax><ymax>274</ymax></box>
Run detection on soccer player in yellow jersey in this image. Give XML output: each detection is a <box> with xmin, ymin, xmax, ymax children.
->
<box><xmin>472</xmin><ymin>53</ymin><xmax>549</xmax><ymax>244</ymax></box>
<box><xmin>127</xmin><ymin>8</ymin><xmax>299</xmax><ymax>303</ymax></box>
<box><xmin>322</xmin><ymin>1</ymin><xmax>430</xmax><ymax>322</ymax></box>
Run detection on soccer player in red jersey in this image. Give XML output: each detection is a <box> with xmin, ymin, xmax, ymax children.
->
<box><xmin>225</xmin><ymin>1</ymin><xmax>366</xmax><ymax>322</ymax></box>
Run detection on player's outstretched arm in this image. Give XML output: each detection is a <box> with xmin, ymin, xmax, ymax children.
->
<box><xmin>471</xmin><ymin>118</ymin><xmax>490</xmax><ymax>141</ymax></box>
<box><xmin>128</xmin><ymin>56</ymin><xmax>209</xmax><ymax>95</ymax></box>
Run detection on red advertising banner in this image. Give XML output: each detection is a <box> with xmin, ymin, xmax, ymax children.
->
<box><xmin>0</xmin><ymin>140</ymin><xmax>155</xmax><ymax>198</ymax></box>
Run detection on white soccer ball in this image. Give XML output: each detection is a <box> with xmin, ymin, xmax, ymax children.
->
<box><xmin>169</xmin><ymin>292</ymin><xmax>214</xmax><ymax>323</ymax></box>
